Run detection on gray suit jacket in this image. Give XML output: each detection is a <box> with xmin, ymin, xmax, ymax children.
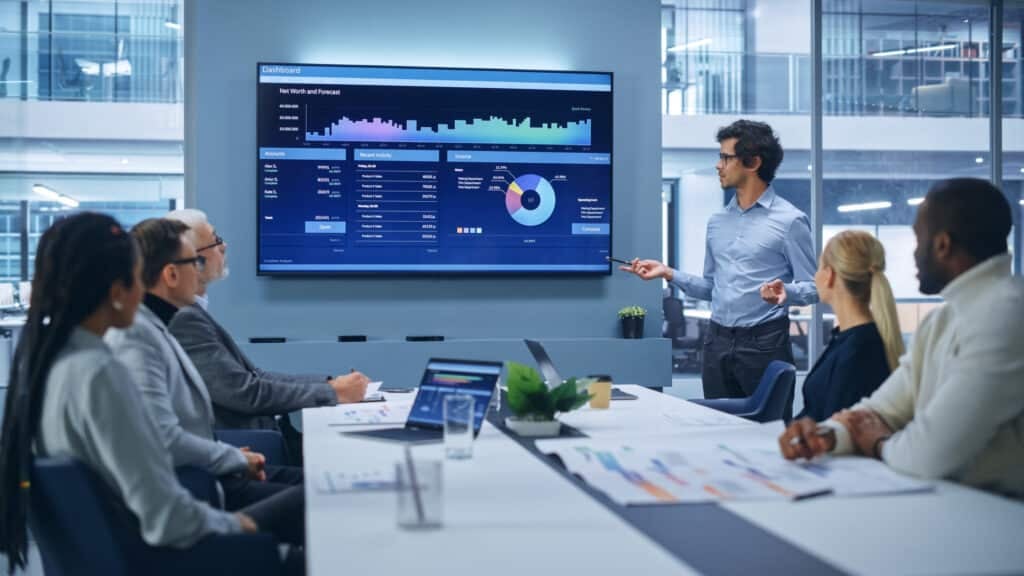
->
<box><xmin>106</xmin><ymin>304</ymin><xmax>248</xmax><ymax>476</ymax></box>
<box><xmin>169</xmin><ymin>303</ymin><xmax>335</xmax><ymax>430</ymax></box>
<box><xmin>39</xmin><ymin>327</ymin><xmax>240</xmax><ymax>547</ymax></box>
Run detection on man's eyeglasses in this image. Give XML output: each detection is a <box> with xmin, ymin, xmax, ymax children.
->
<box><xmin>718</xmin><ymin>153</ymin><xmax>740</xmax><ymax>163</ymax></box>
<box><xmin>171</xmin><ymin>254</ymin><xmax>207</xmax><ymax>272</ymax></box>
<box><xmin>196</xmin><ymin>234</ymin><xmax>224</xmax><ymax>253</ymax></box>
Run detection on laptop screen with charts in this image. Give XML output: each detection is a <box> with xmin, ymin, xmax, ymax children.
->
<box><xmin>344</xmin><ymin>358</ymin><xmax>502</xmax><ymax>443</ymax></box>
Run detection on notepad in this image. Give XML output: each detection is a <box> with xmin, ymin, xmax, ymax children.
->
<box><xmin>362</xmin><ymin>381</ymin><xmax>384</xmax><ymax>402</ymax></box>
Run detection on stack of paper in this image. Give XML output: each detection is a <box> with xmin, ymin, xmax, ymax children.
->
<box><xmin>538</xmin><ymin>439</ymin><xmax>832</xmax><ymax>505</ymax></box>
<box><xmin>324</xmin><ymin>400</ymin><xmax>412</xmax><ymax>427</ymax></box>
<box><xmin>537</xmin><ymin>433</ymin><xmax>933</xmax><ymax>505</ymax></box>
<box><xmin>314</xmin><ymin>467</ymin><xmax>396</xmax><ymax>494</ymax></box>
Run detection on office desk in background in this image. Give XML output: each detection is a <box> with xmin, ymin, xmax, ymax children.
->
<box><xmin>0</xmin><ymin>315</ymin><xmax>25</xmax><ymax>413</ymax></box>
<box><xmin>681</xmin><ymin>309</ymin><xmax>837</xmax><ymax>324</ymax></box>
<box><xmin>304</xmin><ymin>387</ymin><xmax>1024</xmax><ymax>576</ymax></box>
<box><xmin>679</xmin><ymin>309</ymin><xmax>837</xmax><ymax>369</ymax></box>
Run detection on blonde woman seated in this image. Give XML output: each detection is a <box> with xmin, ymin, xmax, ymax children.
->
<box><xmin>764</xmin><ymin>230</ymin><xmax>903</xmax><ymax>420</ymax></box>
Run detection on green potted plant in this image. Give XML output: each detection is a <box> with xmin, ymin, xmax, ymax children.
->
<box><xmin>504</xmin><ymin>362</ymin><xmax>591</xmax><ymax>437</ymax></box>
<box><xmin>618</xmin><ymin>305</ymin><xmax>646</xmax><ymax>339</ymax></box>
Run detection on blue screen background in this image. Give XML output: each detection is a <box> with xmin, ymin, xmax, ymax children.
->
<box><xmin>257</xmin><ymin>65</ymin><xmax>613</xmax><ymax>274</ymax></box>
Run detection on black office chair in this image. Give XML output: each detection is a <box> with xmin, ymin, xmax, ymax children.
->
<box><xmin>663</xmin><ymin>297</ymin><xmax>702</xmax><ymax>372</ymax></box>
<box><xmin>662</xmin><ymin>296</ymin><xmax>684</xmax><ymax>342</ymax></box>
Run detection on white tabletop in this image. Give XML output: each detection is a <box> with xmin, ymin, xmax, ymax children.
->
<box><xmin>557</xmin><ymin>385</ymin><xmax>753</xmax><ymax>438</ymax></box>
<box><xmin>724</xmin><ymin>482</ymin><xmax>1024</xmax><ymax>576</ymax></box>
<box><xmin>304</xmin><ymin>386</ymin><xmax>1024</xmax><ymax>576</ymax></box>
<box><xmin>303</xmin><ymin>395</ymin><xmax>700</xmax><ymax>576</ymax></box>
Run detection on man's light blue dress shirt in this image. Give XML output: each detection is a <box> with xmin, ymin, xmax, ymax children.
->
<box><xmin>670</xmin><ymin>187</ymin><xmax>818</xmax><ymax>327</ymax></box>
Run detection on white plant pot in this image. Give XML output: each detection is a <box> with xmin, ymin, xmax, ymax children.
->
<box><xmin>505</xmin><ymin>417</ymin><xmax>561</xmax><ymax>437</ymax></box>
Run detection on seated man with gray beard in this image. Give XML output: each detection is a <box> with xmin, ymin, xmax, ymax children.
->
<box><xmin>166</xmin><ymin>209</ymin><xmax>370</xmax><ymax>465</ymax></box>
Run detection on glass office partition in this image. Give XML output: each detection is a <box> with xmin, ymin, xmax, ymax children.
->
<box><xmin>1004</xmin><ymin>2</ymin><xmax>1023</xmax><ymax>274</ymax></box>
<box><xmin>821</xmin><ymin>0</ymin><xmax>993</xmax><ymax>344</ymax></box>
<box><xmin>662</xmin><ymin>0</ymin><xmax>812</xmax><ymax>374</ymax></box>
<box><xmin>0</xmin><ymin>0</ymin><xmax>183</xmax><ymax>103</ymax></box>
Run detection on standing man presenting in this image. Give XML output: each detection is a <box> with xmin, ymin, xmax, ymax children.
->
<box><xmin>622</xmin><ymin>120</ymin><xmax>817</xmax><ymax>399</ymax></box>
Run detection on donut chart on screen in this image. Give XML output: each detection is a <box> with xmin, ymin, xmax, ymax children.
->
<box><xmin>505</xmin><ymin>174</ymin><xmax>556</xmax><ymax>227</ymax></box>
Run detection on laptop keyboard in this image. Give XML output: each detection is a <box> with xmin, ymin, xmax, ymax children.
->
<box><xmin>344</xmin><ymin>427</ymin><xmax>444</xmax><ymax>444</ymax></box>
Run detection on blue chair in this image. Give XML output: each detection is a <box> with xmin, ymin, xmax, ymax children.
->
<box><xmin>216</xmin><ymin>429</ymin><xmax>287</xmax><ymax>466</ymax></box>
<box><xmin>29</xmin><ymin>457</ymin><xmax>282</xmax><ymax>576</ymax></box>
<box><xmin>175</xmin><ymin>465</ymin><xmax>219</xmax><ymax>504</ymax></box>
<box><xmin>690</xmin><ymin>361</ymin><xmax>796</xmax><ymax>423</ymax></box>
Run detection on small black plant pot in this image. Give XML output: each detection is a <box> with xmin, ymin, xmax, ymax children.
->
<box><xmin>620</xmin><ymin>316</ymin><xmax>645</xmax><ymax>339</ymax></box>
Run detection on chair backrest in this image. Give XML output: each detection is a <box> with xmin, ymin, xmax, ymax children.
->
<box><xmin>31</xmin><ymin>457</ymin><xmax>283</xmax><ymax>576</ymax></box>
<box><xmin>30</xmin><ymin>457</ymin><xmax>145</xmax><ymax>576</ymax></box>
<box><xmin>744</xmin><ymin>361</ymin><xmax>796</xmax><ymax>423</ymax></box>
<box><xmin>662</xmin><ymin>297</ymin><xmax>684</xmax><ymax>328</ymax></box>
<box><xmin>662</xmin><ymin>297</ymin><xmax>683</xmax><ymax>322</ymax></box>
<box><xmin>175</xmin><ymin>465</ymin><xmax>219</xmax><ymax>505</ymax></box>
<box><xmin>215</xmin><ymin>429</ymin><xmax>286</xmax><ymax>467</ymax></box>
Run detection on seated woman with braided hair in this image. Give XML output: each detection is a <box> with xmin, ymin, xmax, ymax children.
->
<box><xmin>0</xmin><ymin>212</ymin><xmax>302</xmax><ymax>574</ymax></box>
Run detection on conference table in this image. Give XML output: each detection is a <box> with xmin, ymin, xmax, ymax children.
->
<box><xmin>303</xmin><ymin>386</ymin><xmax>1024</xmax><ymax>576</ymax></box>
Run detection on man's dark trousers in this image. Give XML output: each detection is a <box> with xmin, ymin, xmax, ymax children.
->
<box><xmin>701</xmin><ymin>316</ymin><xmax>793</xmax><ymax>399</ymax></box>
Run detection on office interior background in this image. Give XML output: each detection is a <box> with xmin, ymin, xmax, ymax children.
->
<box><xmin>0</xmin><ymin>2</ymin><xmax>1020</xmax><ymax>574</ymax></box>
<box><xmin>0</xmin><ymin>0</ymin><xmax>1022</xmax><ymax>436</ymax></box>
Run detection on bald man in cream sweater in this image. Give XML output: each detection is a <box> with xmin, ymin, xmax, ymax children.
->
<box><xmin>780</xmin><ymin>178</ymin><xmax>1024</xmax><ymax>499</ymax></box>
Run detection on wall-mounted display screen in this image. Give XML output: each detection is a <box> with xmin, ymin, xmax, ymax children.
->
<box><xmin>257</xmin><ymin>63</ymin><xmax>613</xmax><ymax>274</ymax></box>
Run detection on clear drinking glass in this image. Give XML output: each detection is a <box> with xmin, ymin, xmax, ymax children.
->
<box><xmin>489</xmin><ymin>378</ymin><xmax>502</xmax><ymax>414</ymax></box>
<box><xmin>395</xmin><ymin>459</ymin><xmax>443</xmax><ymax>530</ymax></box>
<box><xmin>443</xmin><ymin>394</ymin><xmax>475</xmax><ymax>460</ymax></box>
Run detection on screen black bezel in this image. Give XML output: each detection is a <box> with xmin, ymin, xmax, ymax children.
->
<box><xmin>255</xmin><ymin>61</ymin><xmax>614</xmax><ymax>277</ymax></box>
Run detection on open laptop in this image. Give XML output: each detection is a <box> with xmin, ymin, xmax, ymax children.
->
<box><xmin>344</xmin><ymin>358</ymin><xmax>502</xmax><ymax>443</ymax></box>
<box><xmin>523</xmin><ymin>339</ymin><xmax>637</xmax><ymax>400</ymax></box>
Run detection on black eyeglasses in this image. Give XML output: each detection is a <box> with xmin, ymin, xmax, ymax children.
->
<box><xmin>171</xmin><ymin>254</ymin><xmax>206</xmax><ymax>271</ymax></box>
<box><xmin>196</xmin><ymin>234</ymin><xmax>224</xmax><ymax>253</ymax></box>
<box><xmin>718</xmin><ymin>153</ymin><xmax>740</xmax><ymax>162</ymax></box>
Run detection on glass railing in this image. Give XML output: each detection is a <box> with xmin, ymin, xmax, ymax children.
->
<box><xmin>662</xmin><ymin>50</ymin><xmax>1023</xmax><ymax>118</ymax></box>
<box><xmin>0</xmin><ymin>29</ymin><xmax>183</xmax><ymax>103</ymax></box>
<box><xmin>662</xmin><ymin>52</ymin><xmax>811</xmax><ymax>116</ymax></box>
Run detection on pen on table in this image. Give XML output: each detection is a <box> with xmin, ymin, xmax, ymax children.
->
<box><xmin>789</xmin><ymin>424</ymin><xmax>834</xmax><ymax>446</ymax></box>
<box><xmin>403</xmin><ymin>445</ymin><xmax>425</xmax><ymax>524</ymax></box>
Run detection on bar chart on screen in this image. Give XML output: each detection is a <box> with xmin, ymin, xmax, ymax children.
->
<box><xmin>306</xmin><ymin>114</ymin><xmax>593</xmax><ymax>146</ymax></box>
